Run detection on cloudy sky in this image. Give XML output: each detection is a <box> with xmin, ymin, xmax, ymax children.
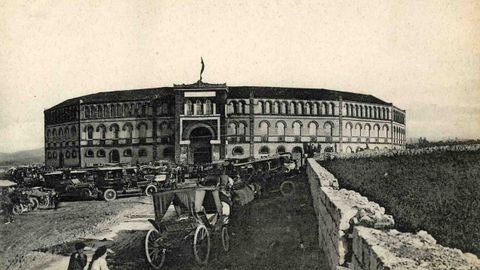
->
<box><xmin>0</xmin><ymin>0</ymin><xmax>479</xmax><ymax>153</ymax></box>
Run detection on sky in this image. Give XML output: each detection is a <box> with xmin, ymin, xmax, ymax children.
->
<box><xmin>0</xmin><ymin>0</ymin><xmax>479</xmax><ymax>153</ymax></box>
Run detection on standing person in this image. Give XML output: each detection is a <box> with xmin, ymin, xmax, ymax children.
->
<box><xmin>2</xmin><ymin>188</ymin><xmax>14</xmax><ymax>224</ymax></box>
<box><xmin>67</xmin><ymin>242</ymin><xmax>87</xmax><ymax>270</ymax></box>
<box><xmin>88</xmin><ymin>245</ymin><xmax>113</xmax><ymax>270</ymax></box>
<box><xmin>52</xmin><ymin>192</ymin><xmax>60</xmax><ymax>210</ymax></box>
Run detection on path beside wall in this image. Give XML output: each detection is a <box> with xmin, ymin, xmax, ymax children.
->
<box><xmin>306</xmin><ymin>158</ymin><xmax>480</xmax><ymax>270</ymax></box>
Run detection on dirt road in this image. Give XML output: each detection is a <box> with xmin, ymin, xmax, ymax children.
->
<box><xmin>1</xmin><ymin>174</ymin><xmax>328</xmax><ymax>270</ymax></box>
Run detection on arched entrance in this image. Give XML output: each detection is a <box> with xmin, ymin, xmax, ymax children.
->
<box><xmin>109</xmin><ymin>149</ymin><xmax>120</xmax><ymax>163</ymax></box>
<box><xmin>189</xmin><ymin>127</ymin><xmax>213</xmax><ymax>164</ymax></box>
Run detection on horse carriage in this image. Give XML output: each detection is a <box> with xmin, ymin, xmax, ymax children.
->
<box><xmin>144</xmin><ymin>186</ymin><xmax>230</xmax><ymax>269</ymax></box>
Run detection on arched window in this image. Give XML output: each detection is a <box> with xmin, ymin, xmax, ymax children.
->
<box><xmin>276</xmin><ymin>121</ymin><xmax>286</xmax><ymax>136</ymax></box>
<box><xmin>345</xmin><ymin>146</ymin><xmax>353</xmax><ymax>153</ymax></box>
<box><xmin>117</xmin><ymin>104</ymin><xmax>123</xmax><ymax>117</ymax></box>
<box><xmin>91</xmin><ymin>106</ymin><xmax>97</xmax><ymax>118</ymax></box>
<box><xmin>124</xmin><ymin>104</ymin><xmax>130</xmax><ymax>116</ymax></box>
<box><xmin>85</xmin><ymin>106</ymin><xmax>91</xmax><ymax>118</ymax></box>
<box><xmin>204</xmin><ymin>100</ymin><xmax>212</xmax><ymax>114</ymax></box>
<box><xmin>277</xmin><ymin>145</ymin><xmax>286</xmax><ymax>154</ymax></box>
<box><xmin>355</xmin><ymin>123</ymin><xmax>362</xmax><ymax>137</ymax></box>
<box><xmin>324</xmin><ymin>122</ymin><xmax>334</xmax><ymax>137</ymax></box>
<box><xmin>364</xmin><ymin>124</ymin><xmax>371</xmax><ymax>137</ymax></box>
<box><xmin>293</xmin><ymin>121</ymin><xmax>302</xmax><ymax>136</ymax></box>
<box><xmin>257</xmin><ymin>101</ymin><xmax>264</xmax><ymax>114</ymax></box>
<box><xmin>373</xmin><ymin>124</ymin><xmax>381</xmax><ymax>138</ymax></box>
<box><xmin>122</xmin><ymin>123</ymin><xmax>133</xmax><ymax>139</ymax></box>
<box><xmin>161</xmin><ymin>103</ymin><xmax>169</xmax><ymax>115</ymax></box>
<box><xmin>53</xmin><ymin>152</ymin><xmax>57</xmax><ymax>158</ymax></box>
<box><xmin>312</xmin><ymin>103</ymin><xmax>319</xmax><ymax>115</ymax></box>
<box><xmin>195</xmin><ymin>100</ymin><xmax>203</xmax><ymax>115</ymax></box>
<box><xmin>47</xmin><ymin>152</ymin><xmax>51</xmax><ymax>159</ymax></box>
<box><xmin>322</xmin><ymin>103</ymin><xmax>329</xmax><ymax>115</ymax></box>
<box><xmin>305</xmin><ymin>103</ymin><xmax>312</xmax><ymax>115</ymax></box>
<box><xmin>59</xmin><ymin>128</ymin><xmax>64</xmax><ymax>138</ymax></box>
<box><xmin>297</xmin><ymin>102</ymin><xmax>303</xmax><ymax>115</ymax></box>
<box><xmin>52</xmin><ymin>129</ymin><xmax>57</xmax><ymax>138</ymax></box>
<box><xmin>96</xmin><ymin>125</ymin><xmax>107</xmax><ymax>139</ymax></box>
<box><xmin>110</xmin><ymin>104</ymin><xmax>116</xmax><ymax>117</ymax></box>
<box><xmin>138</xmin><ymin>122</ymin><xmax>148</xmax><ymax>138</ymax></box>
<box><xmin>238</xmin><ymin>122</ymin><xmax>247</xmax><ymax>136</ymax></box>
<box><xmin>138</xmin><ymin>148</ymin><xmax>148</xmax><ymax>157</ymax></box>
<box><xmin>110</xmin><ymin>124</ymin><xmax>120</xmax><ymax>139</ymax></box>
<box><xmin>86</xmin><ymin>125</ymin><xmax>94</xmax><ymax>140</ymax></box>
<box><xmin>280</xmin><ymin>102</ymin><xmax>287</xmax><ymax>114</ymax></box>
<box><xmin>259</xmin><ymin>146</ymin><xmax>270</xmax><ymax>155</ymax></box>
<box><xmin>85</xmin><ymin>150</ymin><xmax>94</xmax><ymax>157</ymax></box>
<box><xmin>229</xmin><ymin>122</ymin><xmax>237</xmax><ymax>135</ymax></box>
<box><xmin>123</xmin><ymin>149</ymin><xmax>132</xmax><ymax>157</ymax></box>
<box><xmin>259</xmin><ymin>121</ymin><xmax>270</xmax><ymax>136</ymax></box>
<box><xmin>238</xmin><ymin>101</ymin><xmax>246</xmax><ymax>114</ymax></box>
<box><xmin>383</xmin><ymin>124</ymin><xmax>389</xmax><ymax>138</ymax></box>
<box><xmin>308</xmin><ymin>122</ymin><xmax>318</xmax><ymax>136</ymax></box>
<box><xmin>72</xmin><ymin>150</ymin><xmax>77</xmax><ymax>158</ymax></box>
<box><xmin>265</xmin><ymin>101</ymin><xmax>271</xmax><ymax>114</ymax></box>
<box><xmin>47</xmin><ymin>129</ymin><xmax>51</xmax><ymax>139</ymax></box>
<box><xmin>345</xmin><ymin>122</ymin><xmax>353</xmax><ymax>137</ymax></box>
<box><xmin>232</xmin><ymin>146</ymin><xmax>244</xmax><ymax>156</ymax></box>
<box><xmin>159</xmin><ymin>122</ymin><xmax>171</xmax><ymax>137</ymax></box>
<box><xmin>97</xmin><ymin>149</ymin><xmax>106</xmax><ymax>157</ymax></box>
<box><xmin>290</xmin><ymin>102</ymin><xmax>297</xmax><ymax>115</ymax></box>
<box><xmin>98</xmin><ymin>105</ymin><xmax>103</xmax><ymax>118</ymax></box>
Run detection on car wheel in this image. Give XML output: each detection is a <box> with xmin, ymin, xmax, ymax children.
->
<box><xmin>103</xmin><ymin>189</ymin><xmax>117</xmax><ymax>201</ymax></box>
<box><xmin>145</xmin><ymin>185</ymin><xmax>157</xmax><ymax>196</ymax></box>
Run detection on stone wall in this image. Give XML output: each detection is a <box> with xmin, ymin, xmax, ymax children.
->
<box><xmin>306</xmin><ymin>158</ymin><xmax>480</xmax><ymax>270</ymax></box>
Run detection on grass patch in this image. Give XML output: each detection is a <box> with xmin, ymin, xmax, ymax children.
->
<box><xmin>321</xmin><ymin>150</ymin><xmax>480</xmax><ymax>256</ymax></box>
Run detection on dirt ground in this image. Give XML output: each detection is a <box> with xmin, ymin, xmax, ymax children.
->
<box><xmin>0</xmin><ymin>174</ymin><xmax>328</xmax><ymax>270</ymax></box>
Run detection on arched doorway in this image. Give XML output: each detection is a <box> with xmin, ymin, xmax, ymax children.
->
<box><xmin>59</xmin><ymin>153</ymin><xmax>64</xmax><ymax>168</ymax></box>
<box><xmin>189</xmin><ymin>127</ymin><xmax>213</xmax><ymax>164</ymax></box>
<box><xmin>109</xmin><ymin>149</ymin><xmax>120</xmax><ymax>163</ymax></box>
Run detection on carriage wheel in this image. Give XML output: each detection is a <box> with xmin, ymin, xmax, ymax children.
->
<box><xmin>13</xmin><ymin>204</ymin><xmax>24</xmax><ymax>215</ymax></box>
<box><xmin>280</xmin><ymin>180</ymin><xmax>295</xmax><ymax>197</ymax></box>
<box><xmin>145</xmin><ymin>185</ymin><xmax>157</xmax><ymax>196</ymax></box>
<box><xmin>80</xmin><ymin>188</ymin><xmax>92</xmax><ymax>200</ymax></box>
<box><xmin>193</xmin><ymin>224</ymin><xmax>210</xmax><ymax>265</ymax></box>
<box><xmin>145</xmin><ymin>229</ymin><xmax>166</xmax><ymax>269</ymax></box>
<box><xmin>221</xmin><ymin>226</ymin><xmax>230</xmax><ymax>252</ymax></box>
<box><xmin>38</xmin><ymin>196</ymin><xmax>50</xmax><ymax>209</ymax></box>
<box><xmin>29</xmin><ymin>197</ymin><xmax>39</xmax><ymax>211</ymax></box>
<box><xmin>103</xmin><ymin>189</ymin><xmax>117</xmax><ymax>201</ymax></box>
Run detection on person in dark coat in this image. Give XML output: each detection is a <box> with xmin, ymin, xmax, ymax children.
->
<box><xmin>67</xmin><ymin>242</ymin><xmax>87</xmax><ymax>270</ymax></box>
<box><xmin>2</xmin><ymin>188</ymin><xmax>15</xmax><ymax>224</ymax></box>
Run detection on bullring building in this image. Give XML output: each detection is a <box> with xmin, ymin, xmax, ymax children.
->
<box><xmin>44</xmin><ymin>80</ymin><xmax>406</xmax><ymax>168</ymax></box>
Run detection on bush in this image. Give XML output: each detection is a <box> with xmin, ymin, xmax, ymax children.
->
<box><xmin>321</xmin><ymin>150</ymin><xmax>480</xmax><ymax>256</ymax></box>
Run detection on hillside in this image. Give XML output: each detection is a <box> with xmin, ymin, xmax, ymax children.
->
<box><xmin>0</xmin><ymin>148</ymin><xmax>44</xmax><ymax>166</ymax></box>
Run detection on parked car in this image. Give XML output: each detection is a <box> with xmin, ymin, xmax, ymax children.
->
<box><xmin>93</xmin><ymin>166</ymin><xmax>165</xmax><ymax>201</ymax></box>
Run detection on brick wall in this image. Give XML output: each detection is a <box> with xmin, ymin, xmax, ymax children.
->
<box><xmin>306</xmin><ymin>158</ymin><xmax>480</xmax><ymax>270</ymax></box>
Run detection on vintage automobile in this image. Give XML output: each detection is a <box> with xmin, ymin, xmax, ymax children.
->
<box><xmin>139</xmin><ymin>163</ymin><xmax>176</xmax><ymax>191</ymax></box>
<box><xmin>44</xmin><ymin>170</ymin><xmax>97</xmax><ymax>200</ymax></box>
<box><xmin>224</xmin><ymin>153</ymin><xmax>299</xmax><ymax>197</ymax></box>
<box><xmin>93</xmin><ymin>166</ymin><xmax>164</xmax><ymax>201</ymax></box>
<box><xmin>145</xmin><ymin>186</ymin><xmax>230</xmax><ymax>269</ymax></box>
<box><xmin>60</xmin><ymin>170</ymin><xmax>97</xmax><ymax>200</ymax></box>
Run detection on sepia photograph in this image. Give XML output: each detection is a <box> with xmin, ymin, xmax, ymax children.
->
<box><xmin>0</xmin><ymin>1</ymin><xmax>479</xmax><ymax>269</ymax></box>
